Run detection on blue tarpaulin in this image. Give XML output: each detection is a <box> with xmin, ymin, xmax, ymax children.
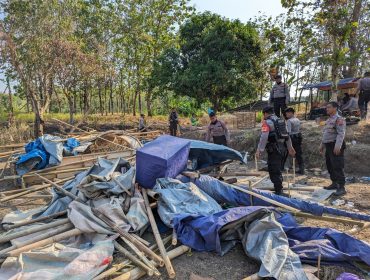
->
<box><xmin>179</xmin><ymin>175</ymin><xmax>370</xmax><ymax>222</ymax></box>
<box><xmin>63</xmin><ymin>138</ymin><xmax>80</xmax><ymax>155</ymax></box>
<box><xmin>136</xmin><ymin>135</ymin><xmax>190</xmax><ymax>189</ymax></box>
<box><xmin>16</xmin><ymin>135</ymin><xmax>80</xmax><ymax>175</ymax></box>
<box><xmin>173</xmin><ymin>207</ymin><xmax>370</xmax><ymax>266</ymax></box>
<box><xmin>188</xmin><ymin>140</ymin><xmax>245</xmax><ymax>170</ymax></box>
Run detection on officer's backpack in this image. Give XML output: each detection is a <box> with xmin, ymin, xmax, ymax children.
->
<box><xmin>270</xmin><ymin>117</ymin><xmax>289</xmax><ymax>140</ymax></box>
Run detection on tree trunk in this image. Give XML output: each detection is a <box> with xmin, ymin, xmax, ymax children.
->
<box><xmin>109</xmin><ymin>77</ymin><xmax>114</xmax><ymax>115</ymax></box>
<box><xmin>347</xmin><ymin>0</ymin><xmax>363</xmax><ymax>77</ymax></box>
<box><xmin>6</xmin><ymin>77</ymin><xmax>14</xmax><ymax>127</ymax></box>
<box><xmin>98</xmin><ymin>81</ymin><xmax>103</xmax><ymax>116</ymax></box>
<box><xmin>146</xmin><ymin>86</ymin><xmax>153</xmax><ymax>117</ymax></box>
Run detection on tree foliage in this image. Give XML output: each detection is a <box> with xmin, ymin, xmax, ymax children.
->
<box><xmin>151</xmin><ymin>12</ymin><xmax>264</xmax><ymax>111</ymax></box>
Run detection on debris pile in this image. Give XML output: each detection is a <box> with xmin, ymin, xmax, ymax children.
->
<box><xmin>0</xmin><ymin>131</ymin><xmax>369</xmax><ymax>280</ymax></box>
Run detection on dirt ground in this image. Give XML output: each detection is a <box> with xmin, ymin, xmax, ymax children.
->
<box><xmin>0</xmin><ymin>119</ymin><xmax>369</xmax><ymax>280</ymax></box>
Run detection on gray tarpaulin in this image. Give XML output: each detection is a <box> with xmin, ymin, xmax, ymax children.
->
<box><xmin>0</xmin><ymin>240</ymin><xmax>114</xmax><ymax>280</ymax></box>
<box><xmin>153</xmin><ymin>178</ymin><xmax>222</xmax><ymax>227</ymax></box>
<box><xmin>39</xmin><ymin>134</ymin><xmax>64</xmax><ymax>166</ymax></box>
<box><xmin>243</xmin><ymin>214</ymin><xmax>308</xmax><ymax>280</ymax></box>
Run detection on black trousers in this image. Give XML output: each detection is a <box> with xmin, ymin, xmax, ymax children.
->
<box><xmin>267</xmin><ymin>143</ymin><xmax>286</xmax><ymax>194</ymax></box>
<box><xmin>358</xmin><ymin>91</ymin><xmax>370</xmax><ymax>119</ymax></box>
<box><xmin>169</xmin><ymin>124</ymin><xmax>177</xmax><ymax>136</ymax></box>
<box><xmin>273</xmin><ymin>97</ymin><xmax>287</xmax><ymax>118</ymax></box>
<box><xmin>213</xmin><ymin>135</ymin><xmax>227</xmax><ymax>146</ymax></box>
<box><xmin>291</xmin><ymin>134</ymin><xmax>304</xmax><ymax>168</ymax></box>
<box><xmin>325</xmin><ymin>142</ymin><xmax>345</xmax><ymax>186</ymax></box>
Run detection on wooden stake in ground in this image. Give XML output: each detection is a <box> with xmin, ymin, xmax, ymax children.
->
<box><xmin>292</xmin><ymin>157</ymin><xmax>296</xmax><ymax>187</ymax></box>
<box><xmin>142</xmin><ymin>188</ymin><xmax>176</xmax><ymax>279</ymax></box>
<box><xmin>255</xmin><ymin>155</ymin><xmax>258</xmax><ymax>171</ymax></box>
<box><xmin>172</xmin><ymin>228</ymin><xmax>177</xmax><ymax>246</ymax></box>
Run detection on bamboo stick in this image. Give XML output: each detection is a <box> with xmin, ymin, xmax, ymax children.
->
<box><xmin>5</xmin><ymin>210</ymin><xmax>67</xmax><ymax>230</ymax></box>
<box><xmin>255</xmin><ymin>156</ymin><xmax>258</xmax><ymax>171</ymax></box>
<box><xmin>0</xmin><ymin>155</ymin><xmax>11</xmax><ymax>178</ymax></box>
<box><xmin>132</xmin><ymin>234</ymin><xmax>150</xmax><ymax>247</ymax></box>
<box><xmin>5</xmin><ymin>228</ymin><xmax>82</xmax><ymax>257</ymax></box>
<box><xmin>290</xmin><ymin>211</ymin><xmax>366</xmax><ymax>226</ymax></box>
<box><xmin>91</xmin><ymin>207</ymin><xmax>164</xmax><ymax>266</ymax></box>
<box><xmin>120</xmin><ymin>236</ymin><xmax>160</xmax><ymax>276</ymax></box>
<box><xmin>0</xmin><ymin>218</ymin><xmax>71</xmax><ymax>244</ymax></box>
<box><xmin>242</xmin><ymin>273</ymin><xmax>262</xmax><ymax>280</ymax></box>
<box><xmin>286</xmin><ymin>169</ymin><xmax>291</xmax><ymax>198</ymax></box>
<box><xmin>113</xmin><ymin>240</ymin><xmax>155</xmax><ymax>277</ymax></box>
<box><xmin>94</xmin><ymin>236</ymin><xmax>172</xmax><ymax>280</ymax></box>
<box><xmin>112</xmin><ymin>177</ymin><xmax>132</xmax><ymax>196</ymax></box>
<box><xmin>0</xmin><ymin>176</ymin><xmax>73</xmax><ymax>202</ymax></box>
<box><xmin>52</xmin><ymin>118</ymin><xmax>136</xmax><ymax>152</ymax></box>
<box><xmin>34</xmin><ymin>173</ymin><xmax>84</xmax><ymax>203</ymax></box>
<box><xmin>0</xmin><ymin>223</ymin><xmax>73</xmax><ymax>256</ymax></box>
<box><xmin>142</xmin><ymin>188</ymin><xmax>176</xmax><ymax>278</ymax></box>
<box><xmin>293</xmin><ymin>157</ymin><xmax>296</xmax><ymax>187</ymax></box>
<box><xmin>112</xmin><ymin>245</ymin><xmax>189</xmax><ymax>280</ymax></box>
<box><xmin>250</xmin><ymin>174</ymin><xmax>270</xmax><ymax>188</ymax></box>
<box><xmin>172</xmin><ymin>228</ymin><xmax>177</xmax><ymax>246</ymax></box>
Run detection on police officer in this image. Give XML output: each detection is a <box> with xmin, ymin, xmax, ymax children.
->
<box><xmin>320</xmin><ymin>101</ymin><xmax>346</xmax><ymax>196</ymax></box>
<box><xmin>269</xmin><ymin>74</ymin><xmax>290</xmax><ymax>117</ymax></box>
<box><xmin>284</xmin><ymin>107</ymin><xmax>304</xmax><ymax>174</ymax></box>
<box><xmin>206</xmin><ymin>112</ymin><xmax>230</xmax><ymax>146</ymax></box>
<box><xmin>356</xmin><ymin>71</ymin><xmax>370</xmax><ymax>119</ymax></box>
<box><xmin>168</xmin><ymin>108</ymin><xmax>179</xmax><ymax>136</ymax></box>
<box><xmin>256</xmin><ymin>106</ymin><xmax>295</xmax><ymax>195</ymax></box>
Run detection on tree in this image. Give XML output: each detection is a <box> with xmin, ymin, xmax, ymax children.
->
<box><xmin>151</xmin><ymin>12</ymin><xmax>264</xmax><ymax>111</ymax></box>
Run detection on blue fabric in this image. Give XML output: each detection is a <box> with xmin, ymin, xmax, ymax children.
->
<box><xmin>136</xmin><ymin>135</ymin><xmax>190</xmax><ymax>189</ymax></box>
<box><xmin>188</xmin><ymin>140</ymin><xmax>244</xmax><ymax>169</ymax></box>
<box><xmin>63</xmin><ymin>138</ymin><xmax>80</xmax><ymax>153</ymax></box>
<box><xmin>173</xmin><ymin>207</ymin><xmax>370</xmax><ymax>266</ymax></box>
<box><xmin>16</xmin><ymin>139</ymin><xmax>49</xmax><ymax>173</ymax></box>
<box><xmin>182</xmin><ymin>175</ymin><xmax>370</xmax><ymax>222</ymax></box>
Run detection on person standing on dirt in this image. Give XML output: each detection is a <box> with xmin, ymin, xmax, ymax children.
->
<box><xmin>320</xmin><ymin>101</ymin><xmax>347</xmax><ymax>196</ymax></box>
<box><xmin>284</xmin><ymin>108</ymin><xmax>304</xmax><ymax>174</ymax></box>
<box><xmin>138</xmin><ymin>114</ymin><xmax>147</xmax><ymax>132</ymax></box>
<box><xmin>356</xmin><ymin>71</ymin><xmax>370</xmax><ymax>119</ymax></box>
<box><xmin>206</xmin><ymin>112</ymin><xmax>230</xmax><ymax>146</ymax></box>
<box><xmin>169</xmin><ymin>108</ymin><xmax>179</xmax><ymax>136</ymax></box>
<box><xmin>269</xmin><ymin>74</ymin><xmax>290</xmax><ymax>118</ymax></box>
<box><xmin>255</xmin><ymin>106</ymin><xmax>295</xmax><ymax>195</ymax></box>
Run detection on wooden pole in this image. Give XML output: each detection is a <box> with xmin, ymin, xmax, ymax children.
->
<box><xmin>120</xmin><ymin>235</ymin><xmax>160</xmax><ymax>276</ymax></box>
<box><xmin>94</xmin><ymin>236</ymin><xmax>172</xmax><ymax>280</ymax></box>
<box><xmin>34</xmin><ymin>173</ymin><xmax>84</xmax><ymax>203</ymax></box>
<box><xmin>142</xmin><ymin>188</ymin><xmax>176</xmax><ymax>278</ymax></box>
<box><xmin>0</xmin><ymin>218</ymin><xmax>71</xmax><ymax>244</ymax></box>
<box><xmin>91</xmin><ymin>207</ymin><xmax>164</xmax><ymax>266</ymax></box>
<box><xmin>112</xmin><ymin>177</ymin><xmax>132</xmax><ymax>196</ymax></box>
<box><xmin>113</xmin><ymin>240</ymin><xmax>155</xmax><ymax>277</ymax></box>
<box><xmin>0</xmin><ymin>223</ymin><xmax>73</xmax><ymax>256</ymax></box>
<box><xmin>292</xmin><ymin>157</ymin><xmax>296</xmax><ymax>187</ymax></box>
<box><xmin>52</xmin><ymin>118</ymin><xmax>136</xmax><ymax>152</ymax></box>
<box><xmin>248</xmin><ymin>180</ymin><xmax>253</xmax><ymax>206</ymax></box>
<box><xmin>5</xmin><ymin>228</ymin><xmax>82</xmax><ymax>257</ymax></box>
<box><xmin>5</xmin><ymin>210</ymin><xmax>67</xmax><ymax>230</ymax></box>
<box><xmin>0</xmin><ymin>176</ymin><xmax>73</xmax><ymax>202</ymax></box>
<box><xmin>112</xmin><ymin>245</ymin><xmax>189</xmax><ymax>280</ymax></box>
<box><xmin>172</xmin><ymin>228</ymin><xmax>178</xmax><ymax>246</ymax></box>
<box><xmin>250</xmin><ymin>175</ymin><xmax>269</xmax><ymax>188</ymax></box>
<box><xmin>317</xmin><ymin>253</ymin><xmax>321</xmax><ymax>279</ymax></box>
<box><xmin>286</xmin><ymin>169</ymin><xmax>291</xmax><ymax>198</ymax></box>
<box><xmin>255</xmin><ymin>155</ymin><xmax>258</xmax><ymax>171</ymax></box>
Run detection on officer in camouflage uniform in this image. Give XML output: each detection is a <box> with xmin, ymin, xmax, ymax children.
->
<box><xmin>320</xmin><ymin>101</ymin><xmax>347</xmax><ymax>196</ymax></box>
<box><xmin>256</xmin><ymin>106</ymin><xmax>295</xmax><ymax>195</ymax></box>
<box><xmin>269</xmin><ymin>75</ymin><xmax>290</xmax><ymax>117</ymax></box>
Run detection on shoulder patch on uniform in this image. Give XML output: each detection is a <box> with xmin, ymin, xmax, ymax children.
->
<box><xmin>336</xmin><ymin>118</ymin><xmax>345</xmax><ymax>126</ymax></box>
<box><xmin>261</xmin><ymin>121</ymin><xmax>270</xmax><ymax>132</ymax></box>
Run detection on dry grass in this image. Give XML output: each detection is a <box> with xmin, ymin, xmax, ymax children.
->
<box><xmin>0</xmin><ymin>122</ymin><xmax>33</xmax><ymax>146</ymax></box>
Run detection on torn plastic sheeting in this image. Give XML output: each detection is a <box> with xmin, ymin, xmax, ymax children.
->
<box><xmin>63</xmin><ymin>138</ymin><xmax>80</xmax><ymax>156</ymax></box>
<box><xmin>188</xmin><ymin>140</ymin><xmax>245</xmax><ymax>170</ymax></box>
<box><xmin>173</xmin><ymin>207</ymin><xmax>308</xmax><ymax>280</ymax></box>
<box><xmin>153</xmin><ymin>178</ymin><xmax>222</xmax><ymax>227</ymax></box>
<box><xmin>0</xmin><ymin>240</ymin><xmax>114</xmax><ymax>280</ymax></box>
<box><xmin>16</xmin><ymin>135</ymin><xmax>79</xmax><ymax>175</ymax></box>
<box><xmin>136</xmin><ymin>135</ymin><xmax>190</xmax><ymax>189</ymax></box>
<box><xmin>181</xmin><ymin>175</ymin><xmax>370</xmax><ymax>222</ymax></box>
<box><xmin>276</xmin><ymin>212</ymin><xmax>370</xmax><ymax>266</ymax></box>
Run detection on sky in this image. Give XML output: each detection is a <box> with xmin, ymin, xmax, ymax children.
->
<box><xmin>189</xmin><ymin>0</ymin><xmax>286</xmax><ymax>22</ymax></box>
<box><xmin>0</xmin><ymin>1</ymin><xmax>287</xmax><ymax>92</ymax></box>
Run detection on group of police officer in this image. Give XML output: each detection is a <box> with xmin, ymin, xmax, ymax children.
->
<box><xmin>256</xmin><ymin>74</ymin><xmax>349</xmax><ymax>197</ymax></box>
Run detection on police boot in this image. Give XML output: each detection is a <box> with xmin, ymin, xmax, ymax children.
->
<box><xmin>334</xmin><ymin>185</ymin><xmax>347</xmax><ymax>196</ymax></box>
<box><xmin>297</xmin><ymin>164</ymin><xmax>305</xmax><ymax>175</ymax></box>
<box><xmin>324</xmin><ymin>182</ymin><xmax>338</xmax><ymax>190</ymax></box>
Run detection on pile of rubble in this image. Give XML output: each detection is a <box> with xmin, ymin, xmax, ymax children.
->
<box><xmin>0</xmin><ymin>126</ymin><xmax>369</xmax><ymax>280</ymax></box>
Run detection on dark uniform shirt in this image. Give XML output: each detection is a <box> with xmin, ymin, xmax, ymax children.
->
<box><xmin>322</xmin><ymin>113</ymin><xmax>346</xmax><ymax>150</ymax></box>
